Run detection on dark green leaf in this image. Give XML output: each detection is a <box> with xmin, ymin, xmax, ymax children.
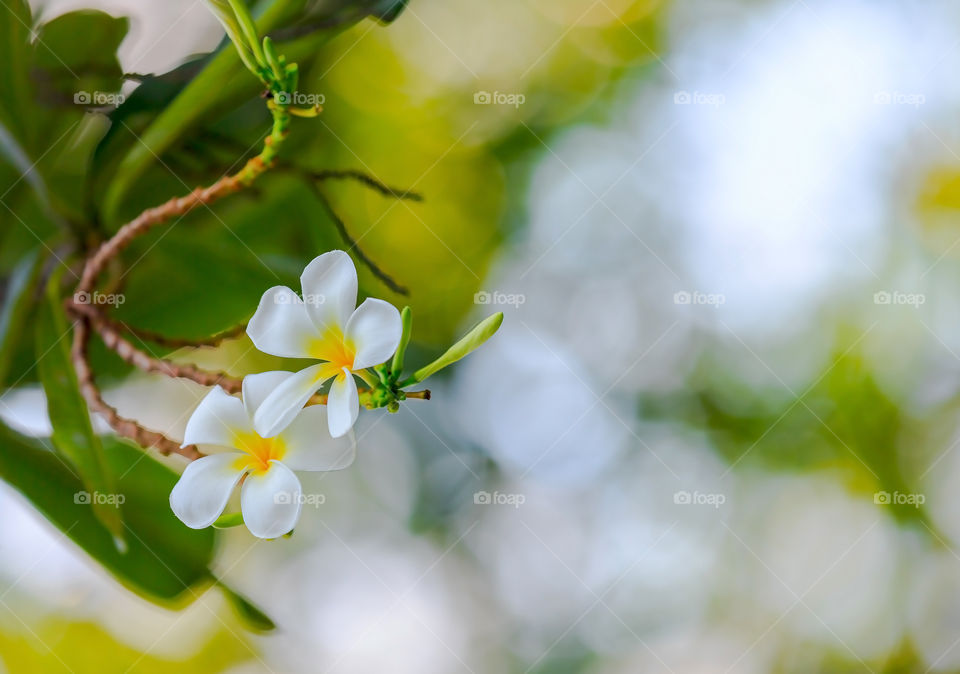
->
<box><xmin>0</xmin><ymin>428</ymin><xmax>216</xmax><ymax>603</ymax></box>
<box><xmin>35</xmin><ymin>269</ymin><xmax>124</xmax><ymax>543</ymax></box>
<box><xmin>0</xmin><ymin>248</ymin><xmax>44</xmax><ymax>389</ymax></box>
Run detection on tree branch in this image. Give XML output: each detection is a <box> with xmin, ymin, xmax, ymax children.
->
<box><xmin>71</xmin><ymin>317</ymin><xmax>203</xmax><ymax>461</ymax></box>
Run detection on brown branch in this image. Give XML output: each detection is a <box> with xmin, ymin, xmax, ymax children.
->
<box><xmin>102</xmin><ymin>316</ymin><xmax>248</xmax><ymax>350</ymax></box>
<box><xmin>67</xmin><ymin>302</ymin><xmax>242</xmax><ymax>393</ymax></box>
<box><xmin>71</xmin><ymin>317</ymin><xmax>203</xmax><ymax>461</ymax></box>
<box><xmin>76</xmin><ymin>144</ymin><xmax>277</xmax><ymax>296</ymax></box>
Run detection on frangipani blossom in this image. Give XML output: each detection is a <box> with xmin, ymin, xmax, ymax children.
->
<box><xmin>170</xmin><ymin>372</ymin><xmax>354</xmax><ymax>539</ymax></box>
<box><xmin>246</xmin><ymin>250</ymin><xmax>402</xmax><ymax>438</ymax></box>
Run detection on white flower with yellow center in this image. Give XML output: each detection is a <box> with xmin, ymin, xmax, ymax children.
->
<box><xmin>170</xmin><ymin>372</ymin><xmax>354</xmax><ymax>539</ymax></box>
<box><xmin>246</xmin><ymin>250</ymin><xmax>402</xmax><ymax>438</ymax></box>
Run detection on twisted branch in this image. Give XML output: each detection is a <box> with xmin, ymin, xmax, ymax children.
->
<box><xmin>71</xmin><ymin>317</ymin><xmax>203</xmax><ymax>461</ymax></box>
<box><xmin>68</xmin><ymin>302</ymin><xmax>243</xmax><ymax>393</ymax></box>
<box><xmin>96</xmin><ymin>315</ymin><xmax>247</xmax><ymax>350</ymax></box>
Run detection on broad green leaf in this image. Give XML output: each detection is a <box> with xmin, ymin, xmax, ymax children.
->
<box><xmin>0</xmin><ymin>429</ymin><xmax>216</xmax><ymax>603</ymax></box>
<box><xmin>35</xmin><ymin>270</ymin><xmax>124</xmax><ymax>544</ymax></box>
<box><xmin>0</xmin><ymin>248</ymin><xmax>44</xmax><ymax>388</ymax></box>
<box><xmin>0</xmin><ymin>5</ymin><xmax>128</xmax><ymax>226</ymax></box>
<box><xmin>0</xmin><ymin>0</ymin><xmax>34</xmax><ymax>147</ymax></box>
<box><xmin>404</xmin><ymin>313</ymin><xmax>504</xmax><ymax>386</ymax></box>
<box><xmin>31</xmin><ymin>11</ymin><xmax>128</xmax><ymax>110</ymax></box>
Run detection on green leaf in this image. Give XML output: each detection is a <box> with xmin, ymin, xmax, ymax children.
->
<box><xmin>218</xmin><ymin>582</ymin><xmax>277</xmax><ymax>632</ymax></box>
<box><xmin>0</xmin><ymin>0</ymin><xmax>34</xmax><ymax>147</ymax></box>
<box><xmin>32</xmin><ymin>10</ymin><xmax>128</xmax><ymax>109</ymax></box>
<box><xmin>0</xmin><ymin>429</ymin><xmax>216</xmax><ymax>603</ymax></box>
<box><xmin>0</xmin><ymin>6</ymin><xmax>128</xmax><ymax>226</ymax></box>
<box><xmin>403</xmin><ymin>313</ymin><xmax>504</xmax><ymax>386</ymax></box>
<box><xmin>35</xmin><ymin>270</ymin><xmax>124</xmax><ymax>545</ymax></box>
<box><xmin>0</xmin><ymin>248</ymin><xmax>44</xmax><ymax>389</ymax></box>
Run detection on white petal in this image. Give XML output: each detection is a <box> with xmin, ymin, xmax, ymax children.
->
<box><xmin>242</xmin><ymin>370</ymin><xmax>295</xmax><ymax>420</ymax></box>
<box><xmin>345</xmin><ymin>298</ymin><xmax>402</xmax><ymax>370</ymax></box>
<box><xmin>182</xmin><ymin>387</ymin><xmax>250</xmax><ymax>449</ymax></box>
<box><xmin>300</xmin><ymin>250</ymin><xmax>357</xmax><ymax>333</ymax></box>
<box><xmin>252</xmin><ymin>363</ymin><xmax>332</xmax><ymax>438</ymax></box>
<box><xmin>279</xmin><ymin>405</ymin><xmax>357</xmax><ymax>471</ymax></box>
<box><xmin>240</xmin><ymin>461</ymin><xmax>302</xmax><ymax>538</ymax></box>
<box><xmin>246</xmin><ymin>286</ymin><xmax>317</xmax><ymax>358</ymax></box>
<box><xmin>327</xmin><ymin>369</ymin><xmax>359</xmax><ymax>438</ymax></box>
<box><xmin>170</xmin><ymin>453</ymin><xmax>245</xmax><ymax>529</ymax></box>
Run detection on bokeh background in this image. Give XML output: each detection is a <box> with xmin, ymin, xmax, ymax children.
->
<box><xmin>5</xmin><ymin>0</ymin><xmax>960</xmax><ymax>671</ymax></box>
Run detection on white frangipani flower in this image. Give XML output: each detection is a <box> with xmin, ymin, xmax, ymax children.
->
<box><xmin>246</xmin><ymin>250</ymin><xmax>402</xmax><ymax>439</ymax></box>
<box><xmin>170</xmin><ymin>372</ymin><xmax>355</xmax><ymax>539</ymax></box>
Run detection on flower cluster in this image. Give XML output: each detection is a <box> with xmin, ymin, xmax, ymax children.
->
<box><xmin>170</xmin><ymin>250</ymin><xmax>501</xmax><ymax>538</ymax></box>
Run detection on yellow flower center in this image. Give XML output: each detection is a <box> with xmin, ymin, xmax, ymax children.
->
<box><xmin>232</xmin><ymin>431</ymin><xmax>286</xmax><ymax>475</ymax></box>
<box><xmin>309</xmin><ymin>327</ymin><xmax>356</xmax><ymax>371</ymax></box>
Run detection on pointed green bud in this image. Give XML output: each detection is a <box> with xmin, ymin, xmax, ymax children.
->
<box><xmin>227</xmin><ymin>0</ymin><xmax>266</xmax><ymax>66</ymax></box>
<box><xmin>261</xmin><ymin>36</ymin><xmax>285</xmax><ymax>83</ymax></box>
<box><xmin>402</xmin><ymin>313</ymin><xmax>503</xmax><ymax>386</ymax></box>
<box><xmin>390</xmin><ymin>306</ymin><xmax>412</xmax><ymax>380</ymax></box>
